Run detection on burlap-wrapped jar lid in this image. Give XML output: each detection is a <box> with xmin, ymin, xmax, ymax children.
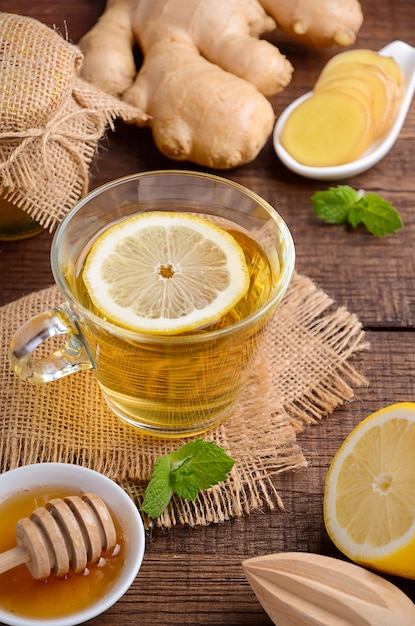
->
<box><xmin>0</xmin><ymin>12</ymin><xmax>148</xmax><ymax>231</ymax></box>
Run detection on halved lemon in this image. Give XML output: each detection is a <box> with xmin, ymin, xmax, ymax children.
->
<box><xmin>82</xmin><ymin>211</ymin><xmax>250</xmax><ymax>335</ymax></box>
<box><xmin>324</xmin><ymin>402</ymin><xmax>415</xmax><ymax>578</ymax></box>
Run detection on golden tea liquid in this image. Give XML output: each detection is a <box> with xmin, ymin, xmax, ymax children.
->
<box><xmin>69</xmin><ymin>212</ymin><xmax>278</xmax><ymax>436</ymax></box>
<box><xmin>0</xmin><ymin>486</ymin><xmax>125</xmax><ymax>620</ymax></box>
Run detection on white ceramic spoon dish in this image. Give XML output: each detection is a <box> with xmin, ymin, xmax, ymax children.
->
<box><xmin>273</xmin><ymin>40</ymin><xmax>415</xmax><ymax>180</ymax></box>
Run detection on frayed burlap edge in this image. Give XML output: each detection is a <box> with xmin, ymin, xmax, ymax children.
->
<box><xmin>0</xmin><ymin>273</ymin><xmax>369</xmax><ymax>528</ymax></box>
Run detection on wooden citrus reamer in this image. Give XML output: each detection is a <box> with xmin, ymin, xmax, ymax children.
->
<box><xmin>242</xmin><ymin>552</ymin><xmax>415</xmax><ymax>626</ymax></box>
<box><xmin>0</xmin><ymin>493</ymin><xmax>117</xmax><ymax>580</ymax></box>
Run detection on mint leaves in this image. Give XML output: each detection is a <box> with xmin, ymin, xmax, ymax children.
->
<box><xmin>141</xmin><ymin>440</ymin><xmax>235</xmax><ymax>518</ymax></box>
<box><xmin>311</xmin><ymin>185</ymin><xmax>403</xmax><ymax>237</ymax></box>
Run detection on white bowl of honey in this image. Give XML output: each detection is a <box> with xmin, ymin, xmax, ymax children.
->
<box><xmin>0</xmin><ymin>463</ymin><xmax>145</xmax><ymax>626</ymax></box>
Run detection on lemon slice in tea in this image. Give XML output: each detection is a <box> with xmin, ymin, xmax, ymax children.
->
<box><xmin>324</xmin><ymin>402</ymin><xmax>415</xmax><ymax>579</ymax></box>
<box><xmin>83</xmin><ymin>211</ymin><xmax>250</xmax><ymax>334</ymax></box>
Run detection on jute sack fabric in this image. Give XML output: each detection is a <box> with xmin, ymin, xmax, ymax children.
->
<box><xmin>0</xmin><ymin>272</ymin><xmax>369</xmax><ymax>528</ymax></box>
<box><xmin>0</xmin><ymin>12</ymin><xmax>147</xmax><ymax>231</ymax></box>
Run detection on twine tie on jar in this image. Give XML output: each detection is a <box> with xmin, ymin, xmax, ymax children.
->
<box><xmin>0</xmin><ymin>107</ymin><xmax>115</xmax><ymax>195</ymax></box>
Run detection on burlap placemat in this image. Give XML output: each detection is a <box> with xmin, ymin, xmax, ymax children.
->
<box><xmin>0</xmin><ymin>273</ymin><xmax>369</xmax><ymax>528</ymax></box>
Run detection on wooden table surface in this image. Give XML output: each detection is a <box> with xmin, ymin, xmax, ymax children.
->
<box><xmin>1</xmin><ymin>1</ymin><xmax>415</xmax><ymax>623</ymax></box>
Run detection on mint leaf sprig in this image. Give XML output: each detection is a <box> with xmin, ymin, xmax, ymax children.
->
<box><xmin>311</xmin><ymin>185</ymin><xmax>403</xmax><ymax>237</ymax></box>
<box><xmin>140</xmin><ymin>439</ymin><xmax>236</xmax><ymax>519</ymax></box>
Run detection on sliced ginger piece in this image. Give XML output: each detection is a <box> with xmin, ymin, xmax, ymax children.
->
<box><xmin>321</xmin><ymin>48</ymin><xmax>404</xmax><ymax>93</ymax></box>
<box><xmin>315</xmin><ymin>75</ymin><xmax>375</xmax><ymax>114</ymax></box>
<box><xmin>280</xmin><ymin>91</ymin><xmax>374</xmax><ymax>167</ymax></box>
<box><xmin>316</xmin><ymin>51</ymin><xmax>405</xmax><ymax>137</ymax></box>
<box><xmin>315</xmin><ymin>61</ymin><xmax>397</xmax><ymax>137</ymax></box>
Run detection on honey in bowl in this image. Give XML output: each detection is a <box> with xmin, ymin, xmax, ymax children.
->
<box><xmin>0</xmin><ymin>485</ymin><xmax>125</xmax><ymax>620</ymax></box>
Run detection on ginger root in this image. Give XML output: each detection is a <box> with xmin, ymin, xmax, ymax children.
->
<box><xmin>79</xmin><ymin>0</ymin><xmax>363</xmax><ymax>169</ymax></box>
<box><xmin>261</xmin><ymin>0</ymin><xmax>363</xmax><ymax>48</ymax></box>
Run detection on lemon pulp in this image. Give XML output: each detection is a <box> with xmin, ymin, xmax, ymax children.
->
<box><xmin>82</xmin><ymin>211</ymin><xmax>250</xmax><ymax>335</ymax></box>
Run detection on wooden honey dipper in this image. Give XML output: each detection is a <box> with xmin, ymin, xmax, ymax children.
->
<box><xmin>0</xmin><ymin>493</ymin><xmax>117</xmax><ymax>580</ymax></box>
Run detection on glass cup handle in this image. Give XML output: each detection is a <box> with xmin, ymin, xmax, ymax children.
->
<box><xmin>8</xmin><ymin>304</ymin><xmax>93</xmax><ymax>383</ymax></box>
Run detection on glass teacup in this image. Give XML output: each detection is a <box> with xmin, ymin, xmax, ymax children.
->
<box><xmin>9</xmin><ymin>171</ymin><xmax>295</xmax><ymax>437</ymax></box>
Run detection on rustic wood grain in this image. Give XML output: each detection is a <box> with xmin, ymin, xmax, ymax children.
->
<box><xmin>1</xmin><ymin>0</ymin><xmax>415</xmax><ymax>624</ymax></box>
